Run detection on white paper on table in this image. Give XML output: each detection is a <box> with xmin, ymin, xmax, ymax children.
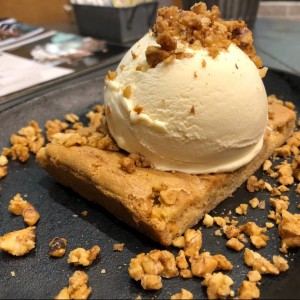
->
<box><xmin>0</xmin><ymin>52</ymin><xmax>74</xmax><ymax>97</ymax></box>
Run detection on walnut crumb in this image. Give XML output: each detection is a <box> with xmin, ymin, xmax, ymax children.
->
<box><xmin>247</xmin><ymin>270</ymin><xmax>261</xmax><ymax>282</ymax></box>
<box><xmin>244</xmin><ymin>248</ymin><xmax>279</xmax><ymax>274</ymax></box>
<box><xmin>55</xmin><ymin>271</ymin><xmax>91</xmax><ymax>300</ymax></box>
<box><xmin>68</xmin><ymin>245</ymin><xmax>100</xmax><ymax>266</ymax></box>
<box><xmin>278</xmin><ymin>210</ymin><xmax>300</xmax><ymax>253</ymax></box>
<box><xmin>183</xmin><ymin>229</ymin><xmax>202</xmax><ymax>257</ymax></box>
<box><xmin>235</xmin><ymin>204</ymin><xmax>248</xmax><ymax>215</ymax></box>
<box><xmin>0</xmin><ymin>226</ymin><xmax>36</xmax><ymax>256</ymax></box>
<box><xmin>49</xmin><ymin>237</ymin><xmax>67</xmax><ymax>257</ymax></box>
<box><xmin>190</xmin><ymin>252</ymin><xmax>232</xmax><ymax>277</ymax></box>
<box><xmin>203</xmin><ymin>214</ymin><xmax>214</xmax><ymax>227</ymax></box>
<box><xmin>226</xmin><ymin>237</ymin><xmax>244</xmax><ymax>251</ymax></box>
<box><xmin>215</xmin><ymin>229</ymin><xmax>222</xmax><ymax>236</ymax></box>
<box><xmin>170</xmin><ymin>288</ymin><xmax>193</xmax><ymax>299</ymax></box>
<box><xmin>238</xmin><ymin>280</ymin><xmax>260</xmax><ymax>299</ymax></box>
<box><xmin>65</xmin><ymin>113</ymin><xmax>79</xmax><ymax>123</ymax></box>
<box><xmin>120</xmin><ymin>157</ymin><xmax>136</xmax><ymax>174</ymax></box>
<box><xmin>81</xmin><ymin>210</ymin><xmax>88</xmax><ymax>217</ymax></box>
<box><xmin>128</xmin><ymin>250</ymin><xmax>178</xmax><ymax>290</ymax></box>
<box><xmin>113</xmin><ymin>243</ymin><xmax>125</xmax><ymax>252</ymax></box>
<box><xmin>201</xmin><ymin>272</ymin><xmax>234</xmax><ymax>300</ymax></box>
<box><xmin>273</xmin><ymin>255</ymin><xmax>289</xmax><ymax>272</ymax></box>
<box><xmin>240</xmin><ymin>222</ymin><xmax>269</xmax><ymax>249</ymax></box>
<box><xmin>8</xmin><ymin>193</ymin><xmax>40</xmax><ymax>226</ymax></box>
<box><xmin>249</xmin><ymin>197</ymin><xmax>259</xmax><ymax>208</ymax></box>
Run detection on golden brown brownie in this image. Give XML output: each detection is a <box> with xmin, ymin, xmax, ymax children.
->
<box><xmin>37</xmin><ymin>102</ymin><xmax>295</xmax><ymax>246</ymax></box>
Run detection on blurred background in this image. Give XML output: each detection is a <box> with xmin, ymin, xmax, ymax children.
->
<box><xmin>1</xmin><ymin>0</ymin><xmax>300</xmax><ymax>28</ymax></box>
<box><xmin>0</xmin><ymin>0</ymin><xmax>299</xmax><ymax>101</ymax></box>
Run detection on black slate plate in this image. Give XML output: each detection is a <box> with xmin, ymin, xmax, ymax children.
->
<box><xmin>0</xmin><ymin>69</ymin><xmax>299</xmax><ymax>299</ymax></box>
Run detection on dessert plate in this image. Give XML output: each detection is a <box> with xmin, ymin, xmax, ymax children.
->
<box><xmin>0</xmin><ymin>69</ymin><xmax>299</xmax><ymax>299</ymax></box>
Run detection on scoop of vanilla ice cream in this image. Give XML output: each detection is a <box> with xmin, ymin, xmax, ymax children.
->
<box><xmin>104</xmin><ymin>32</ymin><xmax>268</xmax><ymax>174</ymax></box>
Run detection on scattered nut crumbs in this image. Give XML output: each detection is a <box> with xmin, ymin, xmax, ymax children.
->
<box><xmin>49</xmin><ymin>237</ymin><xmax>67</xmax><ymax>257</ymax></box>
<box><xmin>68</xmin><ymin>245</ymin><xmax>100</xmax><ymax>266</ymax></box>
<box><xmin>1</xmin><ymin>75</ymin><xmax>300</xmax><ymax>299</ymax></box>
<box><xmin>55</xmin><ymin>270</ymin><xmax>91</xmax><ymax>300</ymax></box>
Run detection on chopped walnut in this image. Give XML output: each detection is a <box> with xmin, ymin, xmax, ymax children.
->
<box><xmin>226</xmin><ymin>237</ymin><xmax>244</xmax><ymax>251</ymax></box>
<box><xmin>276</xmin><ymin>161</ymin><xmax>294</xmax><ymax>185</ymax></box>
<box><xmin>265</xmin><ymin>222</ymin><xmax>274</xmax><ymax>229</ymax></box>
<box><xmin>247</xmin><ymin>175</ymin><xmax>260</xmax><ymax>192</ymax></box>
<box><xmin>120</xmin><ymin>153</ymin><xmax>152</xmax><ymax>174</ymax></box>
<box><xmin>183</xmin><ymin>229</ymin><xmax>202</xmax><ymax>257</ymax></box>
<box><xmin>8</xmin><ymin>193</ymin><xmax>40</xmax><ymax>226</ymax></box>
<box><xmin>45</xmin><ymin>119</ymin><xmax>69</xmax><ymax>140</ymax></box>
<box><xmin>258</xmin><ymin>200</ymin><xmax>266</xmax><ymax>210</ymax></box>
<box><xmin>292</xmin><ymin>155</ymin><xmax>300</xmax><ymax>180</ymax></box>
<box><xmin>113</xmin><ymin>243</ymin><xmax>125</xmax><ymax>252</ymax></box>
<box><xmin>0</xmin><ymin>155</ymin><xmax>8</xmax><ymax>166</ymax></box>
<box><xmin>240</xmin><ymin>222</ymin><xmax>269</xmax><ymax>249</ymax></box>
<box><xmin>237</xmin><ymin>280</ymin><xmax>260</xmax><ymax>299</ymax></box>
<box><xmin>203</xmin><ymin>214</ymin><xmax>214</xmax><ymax>227</ymax></box>
<box><xmin>128</xmin><ymin>250</ymin><xmax>178</xmax><ymax>290</ymax></box>
<box><xmin>65</xmin><ymin>113</ymin><xmax>79</xmax><ymax>123</ymax></box>
<box><xmin>68</xmin><ymin>245</ymin><xmax>100</xmax><ymax>266</ymax></box>
<box><xmin>0</xmin><ymin>226</ymin><xmax>36</xmax><ymax>256</ymax></box>
<box><xmin>175</xmin><ymin>250</ymin><xmax>192</xmax><ymax>278</ymax></box>
<box><xmin>202</xmin><ymin>272</ymin><xmax>234</xmax><ymax>300</ymax></box>
<box><xmin>170</xmin><ymin>288</ymin><xmax>193</xmax><ymax>300</ymax></box>
<box><xmin>120</xmin><ymin>156</ymin><xmax>136</xmax><ymax>174</ymax></box>
<box><xmin>278</xmin><ymin>210</ymin><xmax>300</xmax><ymax>253</ymax></box>
<box><xmin>215</xmin><ymin>229</ymin><xmax>222</xmax><ymax>236</ymax></box>
<box><xmin>249</xmin><ymin>197</ymin><xmax>259</xmax><ymax>208</ymax></box>
<box><xmin>172</xmin><ymin>236</ymin><xmax>185</xmax><ymax>248</ymax></box>
<box><xmin>128</xmin><ymin>153</ymin><xmax>152</xmax><ymax>168</ymax></box>
<box><xmin>175</xmin><ymin>250</ymin><xmax>189</xmax><ymax>270</ymax></box>
<box><xmin>223</xmin><ymin>224</ymin><xmax>240</xmax><ymax>239</ymax></box>
<box><xmin>235</xmin><ymin>204</ymin><xmax>248</xmax><ymax>215</ymax></box>
<box><xmin>55</xmin><ymin>271</ymin><xmax>91</xmax><ymax>300</ymax></box>
<box><xmin>49</xmin><ymin>237</ymin><xmax>67</xmax><ymax>257</ymax></box>
<box><xmin>0</xmin><ymin>165</ymin><xmax>7</xmax><ymax>179</ymax></box>
<box><xmin>213</xmin><ymin>216</ymin><xmax>229</xmax><ymax>227</ymax></box>
<box><xmin>247</xmin><ymin>270</ymin><xmax>261</xmax><ymax>282</ymax></box>
<box><xmin>272</xmin><ymin>255</ymin><xmax>289</xmax><ymax>272</ymax></box>
<box><xmin>190</xmin><ymin>252</ymin><xmax>232</xmax><ymax>277</ymax></box>
<box><xmin>150</xmin><ymin>3</ymin><xmax>261</xmax><ymax>68</ymax></box>
<box><xmin>270</xmin><ymin>198</ymin><xmax>290</xmax><ymax>224</ymax></box>
<box><xmin>9</xmin><ymin>144</ymin><xmax>29</xmax><ymax>162</ymax></box>
<box><xmin>244</xmin><ymin>248</ymin><xmax>279</xmax><ymax>274</ymax></box>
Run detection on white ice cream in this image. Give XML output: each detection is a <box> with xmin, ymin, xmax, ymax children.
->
<box><xmin>104</xmin><ymin>32</ymin><xmax>268</xmax><ymax>174</ymax></box>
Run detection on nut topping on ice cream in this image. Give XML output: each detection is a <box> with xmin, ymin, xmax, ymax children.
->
<box><xmin>104</xmin><ymin>2</ymin><xmax>268</xmax><ymax>174</ymax></box>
